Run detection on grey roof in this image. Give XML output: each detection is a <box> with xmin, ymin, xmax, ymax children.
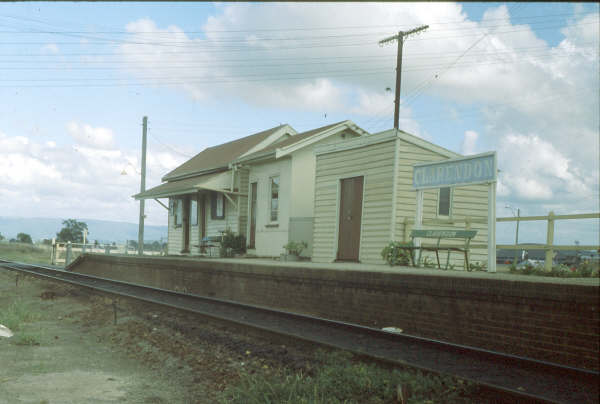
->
<box><xmin>162</xmin><ymin>124</ymin><xmax>288</xmax><ymax>181</ymax></box>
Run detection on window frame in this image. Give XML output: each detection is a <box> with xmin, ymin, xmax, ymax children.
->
<box><xmin>211</xmin><ymin>192</ymin><xmax>226</xmax><ymax>220</ymax></box>
<box><xmin>437</xmin><ymin>187</ymin><xmax>452</xmax><ymax>218</ymax></box>
<box><xmin>190</xmin><ymin>197</ymin><xmax>198</xmax><ymax>226</ymax></box>
<box><xmin>269</xmin><ymin>175</ymin><xmax>280</xmax><ymax>223</ymax></box>
<box><xmin>173</xmin><ymin>199</ymin><xmax>183</xmax><ymax>227</ymax></box>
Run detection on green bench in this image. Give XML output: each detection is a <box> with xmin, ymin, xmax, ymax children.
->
<box><xmin>410</xmin><ymin>229</ymin><xmax>478</xmax><ymax>270</ymax></box>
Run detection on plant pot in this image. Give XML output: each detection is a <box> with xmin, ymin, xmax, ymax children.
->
<box><xmin>284</xmin><ymin>253</ymin><xmax>300</xmax><ymax>262</ymax></box>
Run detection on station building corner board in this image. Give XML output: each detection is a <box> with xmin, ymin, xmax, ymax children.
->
<box><xmin>135</xmin><ymin>125</ymin><xmax>491</xmax><ymax>267</ymax></box>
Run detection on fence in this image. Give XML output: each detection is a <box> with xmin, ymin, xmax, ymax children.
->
<box><xmin>402</xmin><ymin>211</ymin><xmax>599</xmax><ymax>271</ymax></box>
<box><xmin>51</xmin><ymin>240</ymin><xmax>164</xmax><ymax>266</ymax></box>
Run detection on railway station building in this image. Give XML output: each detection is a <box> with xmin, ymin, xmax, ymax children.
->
<box><xmin>134</xmin><ymin>121</ymin><xmax>368</xmax><ymax>257</ymax></box>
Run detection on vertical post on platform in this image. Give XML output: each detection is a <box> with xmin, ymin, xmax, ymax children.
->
<box><xmin>414</xmin><ymin>189</ymin><xmax>424</xmax><ymax>266</ymax></box>
<box><xmin>82</xmin><ymin>229</ymin><xmax>87</xmax><ymax>255</ymax></box>
<box><xmin>545</xmin><ymin>211</ymin><xmax>555</xmax><ymax>271</ymax></box>
<box><xmin>51</xmin><ymin>237</ymin><xmax>56</xmax><ymax>265</ymax></box>
<box><xmin>487</xmin><ymin>182</ymin><xmax>496</xmax><ymax>273</ymax></box>
<box><xmin>66</xmin><ymin>241</ymin><xmax>72</xmax><ymax>266</ymax></box>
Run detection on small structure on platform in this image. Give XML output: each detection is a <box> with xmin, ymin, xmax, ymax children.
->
<box><xmin>312</xmin><ymin>128</ymin><xmax>495</xmax><ymax>269</ymax></box>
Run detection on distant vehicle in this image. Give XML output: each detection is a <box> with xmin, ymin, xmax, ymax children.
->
<box><xmin>516</xmin><ymin>259</ymin><xmax>545</xmax><ymax>269</ymax></box>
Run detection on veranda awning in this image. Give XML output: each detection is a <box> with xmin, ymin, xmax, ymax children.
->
<box><xmin>133</xmin><ymin>171</ymin><xmax>244</xmax><ymax>200</ymax></box>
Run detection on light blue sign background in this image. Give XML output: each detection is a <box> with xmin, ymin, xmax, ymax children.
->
<box><xmin>413</xmin><ymin>152</ymin><xmax>496</xmax><ymax>189</ymax></box>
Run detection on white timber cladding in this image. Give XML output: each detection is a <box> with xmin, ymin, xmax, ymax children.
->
<box><xmin>247</xmin><ymin>158</ymin><xmax>292</xmax><ymax>256</ymax></box>
<box><xmin>313</xmin><ymin>132</ymin><xmax>490</xmax><ymax>267</ymax></box>
<box><xmin>394</xmin><ymin>141</ymin><xmax>489</xmax><ymax>267</ymax></box>
<box><xmin>313</xmin><ymin>140</ymin><xmax>396</xmax><ymax>264</ymax></box>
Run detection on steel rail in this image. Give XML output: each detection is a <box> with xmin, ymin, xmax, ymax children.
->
<box><xmin>1</xmin><ymin>259</ymin><xmax>598</xmax><ymax>404</ymax></box>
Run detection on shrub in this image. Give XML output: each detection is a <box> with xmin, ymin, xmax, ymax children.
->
<box><xmin>220</xmin><ymin>228</ymin><xmax>246</xmax><ymax>257</ymax></box>
<box><xmin>283</xmin><ymin>241</ymin><xmax>308</xmax><ymax>256</ymax></box>
<box><xmin>381</xmin><ymin>241</ymin><xmax>413</xmax><ymax>266</ymax></box>
<box><xmin>509</xmin><ymin>260</ymin><xmax>599</xmax><ymax>278</ymax></box>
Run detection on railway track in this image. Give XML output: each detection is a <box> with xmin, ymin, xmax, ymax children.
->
<box><xmin>1</xmin><ymin>259</ymin><xmax>598</xmax><ymax>404</ymax></box>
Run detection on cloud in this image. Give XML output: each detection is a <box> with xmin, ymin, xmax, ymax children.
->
<box><xmin>461</xmin><ymin>130</ymin><xmax>478</xmax><ymax>155</ymax></box>
<box><xmin>41</xmin><ymin>43</ymin><xmax>59</xmax><ymax>54</ymax></box>
<box><xmin>0</xmin><ymin>126</ymin><xmax>187</xmax><ymax>227</ymax></box>
<box><xmin>497</xmin><ymin>133</ymin><xmax>593</xmax><ymax>203</ymax></box>
<box><xmin>67</xmin><ymin>122</ymin><xmax>116</xmax><ymax>149</ymax></box>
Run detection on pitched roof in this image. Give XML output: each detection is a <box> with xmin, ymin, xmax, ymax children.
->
<box><xmin>162</xmin><ymin>124</ymin><xmax>288</xmax><ymax>181</ymax></box>
<box><xmin>236</xmin><ymin>120</ymin><xmax>363</xmax><ymax>162</ymax></box>
<box><xmin>134</xmin><ymin>171</ymin><xmax>231</xmax><ymax>200</ymax></box>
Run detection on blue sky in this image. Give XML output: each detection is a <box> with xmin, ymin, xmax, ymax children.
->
<box><xmin>0</xmin><ymin>2</ymin><xmax>598</xmax><ymax>245</ymax></box>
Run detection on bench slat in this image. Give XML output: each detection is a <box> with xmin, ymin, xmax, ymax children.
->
<box><xmin>411</xmin><ymin>229</ymin><xmax>477</xmax><ymax>239</ymax></box>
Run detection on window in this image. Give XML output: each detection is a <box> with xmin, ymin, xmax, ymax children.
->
<box><xmin>438</xmin><ymin>187</ymin><xmax>451</xmax><ymax>217</ymax></box>
<box><xmin>270</xmin><ymin>176</ymin><xmax>279</xmax><ymax>222</ymax></box>
<box><xmin>190</xmin><ymin>198</ymin><xmax>198</xmax><ymax>226</ymax></box>
<box><xmin>174</xmin><ymin>199</ymin><xmax>183</xmax><ymax>226</ymax></box>
<box><xmin>211</xmin><ymin>192</ymin><xmax>225</xmax><ymax>220</ymax></box>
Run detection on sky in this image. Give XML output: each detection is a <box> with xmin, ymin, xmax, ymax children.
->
<box><xmin>0</xmin><ymin>2</ymin><xmax>598</xmax><ymax>245</ymax></box>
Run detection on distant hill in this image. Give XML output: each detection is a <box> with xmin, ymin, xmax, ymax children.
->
<box><xmin>0</xmin><ymin>216</ymin><xmax>167</xmax><ymax>243</ymax></box>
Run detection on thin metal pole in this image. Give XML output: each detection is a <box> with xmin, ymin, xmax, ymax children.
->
<box><xmin>138</xmin><ymin>116</ymin><xmax>147</xmax><ymax>255</ymax></box>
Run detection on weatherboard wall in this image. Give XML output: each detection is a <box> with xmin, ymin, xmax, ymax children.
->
<box><xmin>313</xmin><ymin>139</ymin><xmax>396</xmax><ymax>263</ymax></box>
<box><xmin>394</xmin><ymin>140</ymin><xmax>489</xmax><ymax>268</ymax></box>
<box><xmin>313</xmin><ymin>133</ymin><xmax>490</xmax><ymax>266</ymax></box>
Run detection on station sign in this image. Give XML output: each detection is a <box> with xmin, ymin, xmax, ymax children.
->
<box><xmin>413</xmin><ymin>151</ymin><xmax>496</xmax><ymax>190</ymax></box>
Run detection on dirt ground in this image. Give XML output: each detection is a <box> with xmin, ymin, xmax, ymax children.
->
<box><xmin>0</xmin><ymin>270</ymin><xmax>317</xmax><ymax>404</ymax></box>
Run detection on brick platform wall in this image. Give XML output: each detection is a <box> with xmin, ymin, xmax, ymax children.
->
<box><xmin>70</xmin><ymin>255</ymin><xmax>599</xmax><ymax>370</ymax></box>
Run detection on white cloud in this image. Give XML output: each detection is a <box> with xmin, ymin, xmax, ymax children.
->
<box><xmin>0</xmin><ymin>126</ymin><xmax>187</xmax><ymax>227</ymax></box>
<box><xmin>461</xmin><ymin>130</ymin><xmax>478</xmax><ymax>155</ymax></box>
<box><xmin>41</xmin><ymin>43</ymin><xmax>59</xmax><ymax>54</ymax></box>
<box><xmin>67</xmin><ymin>122</ymin><xmax>116</xmax><ymax>150</ymax></box>
<box><xmin>497</xmin><ymin>133</ymin><xmax>593</xmax><ymax>203</ymax></box>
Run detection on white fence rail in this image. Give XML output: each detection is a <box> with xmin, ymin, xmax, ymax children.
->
<box><xmin>51</xmin><ymin>240</ymin><xmax>164</xmax><ymax>266</ymax></box>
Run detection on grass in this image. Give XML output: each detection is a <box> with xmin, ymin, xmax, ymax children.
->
<box><xmin>0</xmin><ymin>300</ymin><xmax>43</xmax><ymax>345</ymax></box>
<box><xmin>0</xmin><ymin>242</ymin><xmax>51</xmax><ymax>265</ymax></box>
<box><xmin>219</xmin><ymin>350</ymin><xmax>479</xmax><ymax>404</ymax></box>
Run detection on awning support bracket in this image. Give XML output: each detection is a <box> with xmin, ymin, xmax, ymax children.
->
<box><xmin>223</xmin><ymin>193</ymin><xmax>238</xmax><ymax>210</ymax></box>
<box><xmin>154</xmin><ymin>198</ymin><xmax>169</xmax><ymax>210</ymax></box>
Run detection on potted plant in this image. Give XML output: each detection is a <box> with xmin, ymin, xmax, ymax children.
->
<box><xmin>282</xmin><ymin>241</ymin><xmax>308</xmax><ymax>261</ymax></box>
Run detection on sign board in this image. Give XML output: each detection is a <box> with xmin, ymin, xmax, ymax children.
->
<box><xmin>413</xmin><ymin>152</ymin><xmax>496</xmax><ymax>190</ymax></box>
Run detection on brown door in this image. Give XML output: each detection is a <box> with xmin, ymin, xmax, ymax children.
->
<box><xmin>182</xmin><ymin>197</ymin><xmax>190</xmax><ymax>253</ymax></box>
<box><xmin>337</xmin><ymin>176</ymin><xmax>364</xmax><ymax>261</ymax></box>
<box><xmin>249</xmin><ymin>182</ymin><xmax>257</xmax><ymax>248</ymax></box>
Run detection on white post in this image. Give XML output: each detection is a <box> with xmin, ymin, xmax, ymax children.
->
<box><xmin>414</xmin><ymin>189</ymin><xmax>424</xmax><ymax>266</ymax></box>
<box><xmin>545</xmin><ymin>211</ymin><xmax>555</xmax><ymax>271</ymax></box>
<box><xmin>487</xmin><ymin>181</ymin><xmax>496</xmax><ymax>272</ymax></box>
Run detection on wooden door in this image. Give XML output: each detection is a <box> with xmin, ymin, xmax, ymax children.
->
<box><xmin>249</xmin><ymin>182</ymin><xmax>257</xmax><ymax>248</ymax></box>
<box><xmin>337</xmin><ymin>176</ymin><xmax>364</xmax><ymax>261</ymax></box>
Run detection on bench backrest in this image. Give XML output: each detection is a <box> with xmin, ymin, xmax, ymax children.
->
<box><xmin>410</xmin><ymin>229</ymin><xmax>477</xmax><ymax>239</ymax></box>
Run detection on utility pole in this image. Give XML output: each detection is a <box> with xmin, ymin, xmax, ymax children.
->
<box><xmin>138</xmin><ymin>116</ymin><xmax>147</xmax><ymax>256</ymax></box>
<box><xmin>379</xmin><ymin>25</ymin><xmax>428</xmax><ymax>129</ymax></box>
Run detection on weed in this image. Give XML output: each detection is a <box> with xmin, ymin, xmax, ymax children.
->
<box><xmin>12</xmin><ymin>331</ymin><xmax>41</xmax><ymax>346</ymax></box>
<box><xmin>219</xmin><ymin>350</ymin><xmax>477</xmax><ymax>404</ymax></box>
<box><xmin>0</xmin><ymin>300</ymin><xmax>41</xmax><ymax>331</ymax></box>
